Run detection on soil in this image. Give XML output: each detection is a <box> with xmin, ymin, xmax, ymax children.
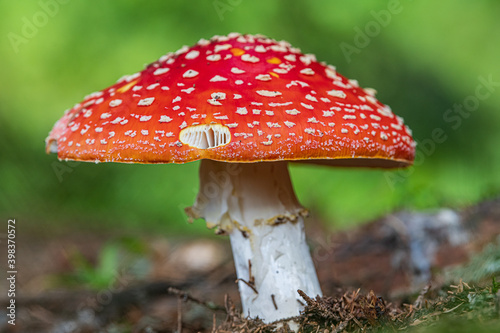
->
<box><xmin>1</xmin><ymin>196</ymin><xmax>499</xmax><ymax>332</ymax></box>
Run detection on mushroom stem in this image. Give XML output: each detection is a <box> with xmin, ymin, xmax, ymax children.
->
<box><xmin>187</xmin><ymin>159</ymin><xmax>322</xmax><ymax>323</ymax></box>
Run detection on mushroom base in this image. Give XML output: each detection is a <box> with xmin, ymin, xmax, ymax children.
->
<box><xmin>187</xmin><ymin>159</ymin><xmax>322</xmax><ymax>323</ymax></box>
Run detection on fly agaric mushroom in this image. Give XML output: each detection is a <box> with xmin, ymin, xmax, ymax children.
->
<box><xmin>46</xmin><ymin>33</ymin><xmax>415</xmax><ymax>323</ymax></box>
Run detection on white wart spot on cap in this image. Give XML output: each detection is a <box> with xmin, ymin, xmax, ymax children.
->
<box><xmin>241</xmin><ymin>54</ymin><xmax>260</xmax><ymax>63</ymax></box>
<box><xmin>378</xmin><ymin>106</ymin><xmax>394</xmax><ymax>118</ymax></box>
<box><xmin>273</xmin><ymin>68</ymin><xmax>288</xmax><ymax>74</ymax></box>
<box><xmin>299</xmin><ymin>54</ymin><xmax>315</xmax><ymax>65</ymax></box>
<box><xmin>325</xmin><ymin>68</ymin><xmax>337</xmax><ymax>79</ymax></box>
<box><xmin>109</xmin><ymin>99</ymin><xmax>122</xmax><ymax>107</ymax></box>
<box><xmin>286</xmin><ymin>80</ymin><xmax>310</xmax><ymax>88</ymax></box>
<box><xmin>391</xmin><ymin>123</ymin><xmax>403</xmax><ymax>131</ymax></box>
<box><xmin>185</xmin><ymin>50</ymin><xmax>200</xmax><ymax>60</ymax></box>
<box><xmin>254</xmin><ymin>45</ymin><xmax>266</xmax><ymax>53</ymax></box>
<box><xmin>138</xmin><ymin>97</ymin><xmax>155</xmax><ymax>106</ymax></box>
<box><xmin>256</xmin><ymin>90</ymin><xmax>282</xmax><ymax>97</ymax></box>
<box><xmin>327</xmin><ymin>90</ymin><xmax>346</xmax><ymax>99</ymax></box>
<box><xmin>159</xmin><ymin>115</ymin><xmax>172</xmax><ymax>123</ymax></box>
<box><xmin>285</xmin><ymin>109</ymin><xmax>300</xmax><ymax>115</ymax></box>
<box><xmin>214</xmin><ymin>44</ymin><xmax>232</xmax><ymax>52</ymax></box>
<box><xmin>153</xmin><ymin>68</ymin><xmax>170</xmax><ymax>76</ymax></box>
<box><xmin>301</xmin><ymin>103</ymin><xmax>314</xmax><ymax>110</ymax></box>
<box><xmin>80</xmin><ymin>124</ymin><xmax>90</xmax><ymax>135</ymax></box>
<box><xmin>305</xmin><ymin>94</ymin><xmax>318</xmax><ymax>102</ymax></box>
<box><xmin>207</xmin><ymin>92</ymin><xmax>226</xmax><ymax>106</ymax></box>
<box><xmin>207</xmin><ymin>54</ymin><xmax>222</xmax><ymax>61</ymax></box>
<box><xmin>348</xmin><ymin>79</ymin><xmax>359</xmax><ymax>87</ymax></box>
<box><xmin>266</xmin><ymin>122</ymin><xmax>281</xmax><ymax>128</ymax></box>
<box><xmin>146</xmin><ymin>83</ymin><xmax>160</xmax><ymax>90</ymax></box>
<box><xmin>211</xmin><ymin>92</ymin><xmax>226</xmax><ymax>100</ymax></box>
<box><xmin>300</xmin><ymin>68</ymin><xmax>315</xmax><ymax>75</ymax></box>
<box><xmin>125</xmin><ymin>130</ymin><xmax>137</xmax><ymax>137</ymax></box>
<box><xmin>111</xmin><ymin>117</ymin><xmax>124</xmax><ymax>124</ymax></box>
<box><xmin>236</xmin><ymin>107</ymin><xmax>248</xmax><ymax>115</ymax></box>
<box><xmin>183</xmin><ymin>69</ymin><xmax>199</xmax><ymax>78</ymax></box>
<box><xmin>231</xmin><ymin>67</ymin><xmax>245</xmax><ymax>74</ymax></box>
<box><xmin>255</xmin><ymin>74</ymin><xmax>272</xmax><ymax>81</ymax></box>
<box><xmin>364</xmin><ymin>87</ymin><xmax>377</xmax><ymax>96</ymax></box>
<box><xmin>262</xmin><ymin>138</ymin><xmax>273</xmax><ymax>146</ymax></box>
<box><xmin>269</xmin><ymin>101</ymin><xmax>293</xmax><ymax>107</ymax></box>
<box><xmin>122</xmin><ymin>72</ymin><xmax>141</xmax><ymax>82</ymax></box>
<box><xmin>68</xmin><ymin>122</ymin><xmax>79</xmax><ymax>132</ymax></box>
<box><xmin>181</xmin><ymin>87</ymin><xmax>195</xmax><ymax>94</ymax></box>
<box><xmin>270</xmin><ymin>44</ymin><xmax>288</xmax><ymax>52</ymax></box>
<box><xmin>210</xmin><ymin>75</ymin><xmax>228</xmax><ymax>82</ymax></box>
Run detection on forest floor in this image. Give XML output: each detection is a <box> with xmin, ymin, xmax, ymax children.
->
<box><xmin>2</xmin><ymin>196</ymin><xmax>500</xmax><ymax>332</ymax></box>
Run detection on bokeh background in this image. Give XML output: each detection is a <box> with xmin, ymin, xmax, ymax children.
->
<box><xmin>1</xmin><ymin>0</ymin><xmax>500</xmax><ymax>237</ymax></box>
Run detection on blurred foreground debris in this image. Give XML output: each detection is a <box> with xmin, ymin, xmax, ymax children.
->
<box><xmin>1</xmin><ymin>196</ymin><xmax>499</xmax><ymax>332</ymax></box>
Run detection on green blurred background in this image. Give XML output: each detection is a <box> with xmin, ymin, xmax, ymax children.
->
<box><xmin>1</xmin><ymin>0</ymin><xmax>499</xmax><ymax>237</ymax></box>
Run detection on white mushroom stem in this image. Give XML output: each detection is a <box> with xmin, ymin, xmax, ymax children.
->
<box><xmin>187</xmin><ymin>159</ymin><xmax>322</xmax><ymax>323</ymax></box>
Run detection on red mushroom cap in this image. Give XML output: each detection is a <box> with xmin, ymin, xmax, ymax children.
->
<box><xmin>46</xmin><ymin>33</ymin><xmax>415</xmax><ymax>167</ymax></box>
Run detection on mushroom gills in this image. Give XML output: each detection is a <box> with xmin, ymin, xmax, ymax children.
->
<box><xmin>179</xmin><ymin>124</ymin><xmax>231</xmax><ymax>149</ymax></box>
<box><xmin>48</xmin><ymin>139</ymin><xmax>58</xmax><ymax>153</ymax></box>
